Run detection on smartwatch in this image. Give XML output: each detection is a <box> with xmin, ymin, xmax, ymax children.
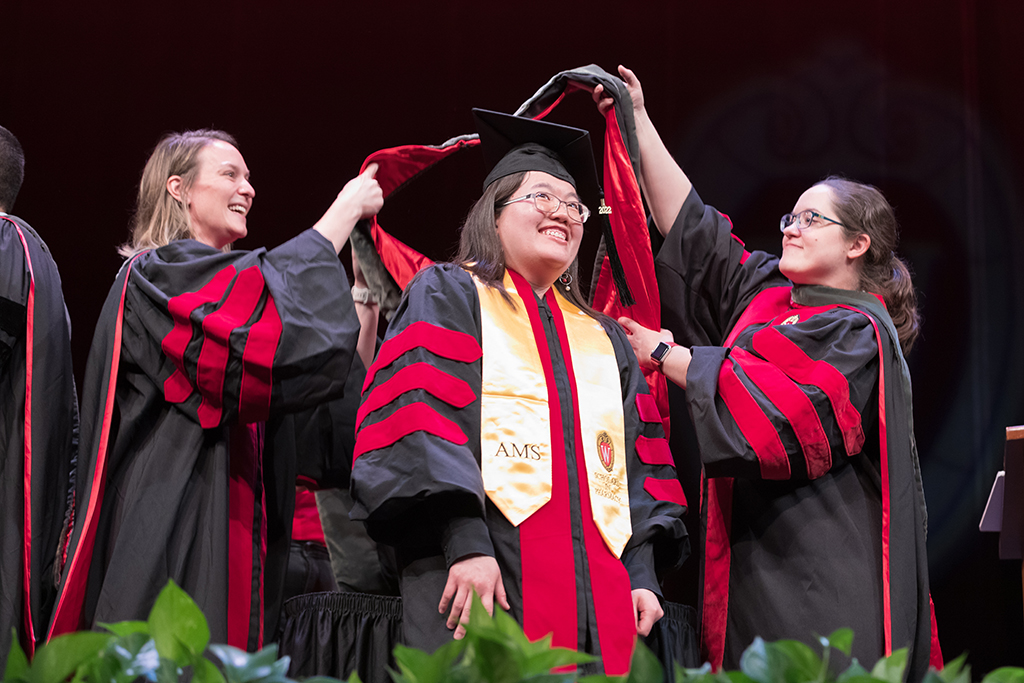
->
<box><xmin>650</xmin><ymin>341</ymin><xmax>676</xmax><ymax>366</ymax></box>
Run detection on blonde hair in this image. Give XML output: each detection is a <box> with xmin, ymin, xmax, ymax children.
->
<box><xmin>119</xmin><ymin>129</ymin><xmax>238</xmax><ymax>257</ymax></box>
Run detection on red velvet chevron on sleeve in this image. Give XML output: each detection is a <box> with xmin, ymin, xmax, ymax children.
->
<box><xmin>364</xmin><ymin>321</ymin><xmax>482</xmax><ymax>391</ymax></box>
<box><xmin>356</xmin><ymin>362</ymin><xmax>475</xmax><ymax>430</ymax></box>
<box><xmin>162</xmin><ymin>267</ymin><xmax>236</xmax><ymax>403</ymax></box>
<box><xmin>636</xmin><ymin>435</ymin><xmax>674</xmax><ymax>467</ymax></box>
<box><xmin>729</xmin><ymin>347</ymin><xmax>832</xmax><ymax>478</ymax></box>
<box><xmin>752</xmin><ymin>326</ymin><xmax>865</xmax><ymax>457</ymax></box>
<box><xmin>354</xmin><ymin>402</ymin><xmax>468</xmax><ymax>459</ymax></box>
<box><xmin>717</xmin><ymin>358</ymin><xmax>792</xmax><ymax>480</ymax></box>
<box><xmin>643</xmin><ymin>477</ymin><xmax>687</xmax><ymax>506</ymax></box>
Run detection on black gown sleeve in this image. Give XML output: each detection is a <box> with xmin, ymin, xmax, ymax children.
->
<box><xmin>122</xmin><ymin>228</ymin><xmax>360</xmax><ymax>428</ymax></box>
<box><xmin>686</xmin><ymin>306</ymin><xmax>880</xmax><ymax>480</ymax></box>
<box><xmin>350</xmin><ymin>264</ymin><xmax>491</xmax><ymax>558</ymax></box>
<box><xmin>655</xmin><ymin>188</ymin><xmax>785</xmax><ymax>347</ymax></box>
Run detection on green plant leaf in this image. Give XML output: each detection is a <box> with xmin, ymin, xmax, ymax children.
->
<box><xmin>739</xmin><ymin>637</ymin><xmax>773</xmax><ymax>683</ymax></box>
<box><xmin>522</xmin><ymin>647</ymin><xmax>595</xmax><ymax>675</ymax></box>
<box><xmin>155</xmin><ymin>657</ymin><xmax>182</xmax><ymax>683</ymax></box>
<box><xmin>723</xmin><ymin>671</ymin><xmax>758</xmax><ymax>683</ymax></box>
<box><xmin>208</xmin><ymin>643</ymin><xmax>290</xmax><ymax>683</ymax></box>
<box><xmin>147</xmin><ymin>580</ymin><xmax>210</xmax><ymax>662</ymax></box>
<box><xmin>836</xmin><ymin>658</ymin><xmax>871</xmax><ymax>683</ymax></box>
<box><xmin>981</xmin><ymin>667</ymin><xmax>1024</xmax><ymax>683</ymax></box>
<box><xmin>825</xmin><ymin>629</ymin><xmax>854</xmax><ymax>658</ymax></box>
<box><xmin>29</xmin><ymin>631</ymin><xmax>114</xmax><ymax>683</ymax></box>
<box><xmin>625</xmin><ymin>641</ymin><xmax>663</xmax><ymax>683</ymax></box>
<box><xmin>870</xmin><ymin>648</ymin><xmax>907</xmax><ymax>683</ymax></box>
<box><xmin>937</xmin><ymin>653</ymin><xmax>971</xmax><ymax>683</ymax></box>
<box><xmin>3</xmin><ymin>629</ymin><xmax>29</xmax><ymax>683</ymax></box>
<box><xmin>193</xmin><ymin>656</ymin><xmax>228</xmax><ymax>683</ymax></box>
<box><xmin>472</xmin><ymin>637</ymin><xmax>522</xmax><ymax>683</ymax></box>
<box><xmin>99</xmin><ymin>621</ymin><xmax>151</xmax><ymax>637</ymax></box>
<box><xmin>739</xmin><ymin>637</ymin><xmax>823</xmax><ymax>683</ymax></box>
<box><xmin>124</xmin><ymin>638</ymin><xmax>160</xmax><ymax>679</ymax></box>
<box><xmin>392</xmin><ymin>641</ymin><xmax>466</xmax><ymax>683</ymax></box>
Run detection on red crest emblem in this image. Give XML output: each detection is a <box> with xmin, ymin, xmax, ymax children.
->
<box><xmin>597</xmin><ymin>431</ymin><xmax>614</xmax><ymax>472</ymax></box>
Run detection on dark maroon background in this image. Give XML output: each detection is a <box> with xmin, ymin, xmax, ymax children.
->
<box><xmin>3</xmin><ymin>0</ymin><xmax>1023</xmax><ymax>671</ymax></box>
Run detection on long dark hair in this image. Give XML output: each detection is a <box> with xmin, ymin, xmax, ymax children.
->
<box><xmin>455</xmin><ymin>171</ymin><xmax>597</xmax><ymax>317</ymax></box>
<box><xmin>817</xmin><ymin>176</ymin><xmax>920</xmax><ymax>353</ymax></box>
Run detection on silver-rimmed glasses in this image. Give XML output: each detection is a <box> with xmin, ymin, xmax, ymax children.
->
<box><xmin>502</xmin><ymin>191</ymin><xmax>590</xmax><ymax>224</ymax></box>
<box><xmin>780</xmin><ymin>209</ymin><xmax>845</xmax><ymax>233</ymax></box>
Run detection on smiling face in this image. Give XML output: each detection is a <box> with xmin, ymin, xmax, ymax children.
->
<box><xmin>496</xmin><ymin>171</ymin><xmax>584</xmax><ymax>294</ymax></box>
<box><xmin>177</xmin><ymin>140</ymin><xmax>255</xmax><ymax>249</ymax></box>
<box><xmin>779</xmin><ymin>184</ymin><xmax>867</xmax><ymax>289</ymax></box>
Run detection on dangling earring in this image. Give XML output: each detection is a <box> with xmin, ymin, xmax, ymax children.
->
<box><xmin>559</xmin><ymin>271</ymin><xmax>572</xmax><ymax>291</ymax></box>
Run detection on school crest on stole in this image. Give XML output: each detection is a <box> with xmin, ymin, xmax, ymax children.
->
<box><xmin>597</xmin><ymin>431</ymin><xmax>615</xmax><ymax>472</ymax></box>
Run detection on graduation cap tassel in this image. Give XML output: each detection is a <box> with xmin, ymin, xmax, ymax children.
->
<box><xmin>597</xmin><ymin>197</ymin><xmax>635</xmax><ymax>308</ymax></box>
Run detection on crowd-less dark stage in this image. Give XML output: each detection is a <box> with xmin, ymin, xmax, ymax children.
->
<box><xmin>4</xmin><ymin>0</ymin><xmax>1023</xmax><ymax>671</ymax></box>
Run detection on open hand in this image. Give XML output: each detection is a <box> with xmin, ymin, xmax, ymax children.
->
<box><xmin>439</xmin><ymin>554</ymin><xmax>510</xmax><ymax>640</ymax></box>
<box><xmin>593</xmin><ymin>65</ymin><xmax>646</xmax><ymax>117</ymax></box>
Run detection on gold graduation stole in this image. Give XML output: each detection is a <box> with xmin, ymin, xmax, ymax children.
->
<box><xmin>475</xmin><ymin>271</ymin><xmax>632</xmax><ymax>558</ymax></box>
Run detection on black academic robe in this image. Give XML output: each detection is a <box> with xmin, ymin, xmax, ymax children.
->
<box><xmin>0</xmin><ymin>214</ymin><xmax>78</xmax><ymax>661</ymax></box>
<box><xmin>656</xmin><ymin>189</ymin><xmax>934</xmax><ymax>680</ymax></box>
<box><xmin>49</xmin><ymin>229</ymin><xmax>360</xmax><ymax>651</ymax></box>
<box><xmin>350</xmin><ymin>264</ymin><xmax>687</xmax><ymax>674</ymax></box>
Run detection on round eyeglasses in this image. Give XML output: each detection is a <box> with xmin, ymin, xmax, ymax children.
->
<box><xmin>780</xmin><ymin>209</ymin><xmax>845</xmax><ymax>233</ymax></box>
<box><xmin>502</xmin><ymin>191</ymin><xmax>590</xmax><ymax>224</ymax></box>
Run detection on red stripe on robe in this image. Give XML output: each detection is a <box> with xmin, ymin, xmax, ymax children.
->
<box><xmin>644</xmin><ymin>477</ymin><xmax>686</xmax><ymax>506</ymax></box>
<box><xmin>163</xmin><ymin>267</ymin><xmax>236</xmax><ymax>403</ymax></box>
<box><xmin>356</xmin><ymin>362</ymin><xmax>474</xmax><ymax>430</ymax></box>
<box><xmin>12</xmin><ymin>223</ymin><xmax>37</xmax><ymax>653</ymax></box>
<box><xmin>228</xmin><ymin>422</ymin><xmax>265</xmax><ymax>650</ymax></box>
<box><xmin>509</xmin><ymin>271</ymin><xmax>579</xmax><ymax>668</ymax></box>
<box><xmin>49</xmin><ymin>256</ymin><xmax>143</xmax><ymax>638</ymax></box>
<box><xmin>702</xmin><ymin>477</ymin><xmax>734</xmax><ymax>669</ymax></box>
<box><xmin>717</xmin><ymin>359</ymin><xmax>791</xmax><ymax>479</ymax></box>
<box><xmin>636</xmin><ymin>436</ymin><xmax>674</xmax><ymax>466</ymax></box>
<box><xmin>729</xmin><ymin>347</ymin><xmax>832</xmax><ymax>478</ymax></box>
<box><xmin>364</xmin><ymin>321</ymin><xmax>481</xmax><ymax>392</ymax></box>
<box><xmin>752</xmin><ymin>326</ymin><xmax>865</xmax><ymax>457</ymax></box>
<box><xmin>354</xmin><ymin>402</ymin><xmax>467</xmax><ymax>459</ymax></box>
<box><xmin>542</xmin><ymin>274</ymin><xmax>637</xmax><ymax>675</ymax></box>
<box><xmin>196</xmin><ymin>267</ymin><xmax>265</xmax><ymax>428</ymax></box>
<box><xmin>238</xmin><ymin>295</ymin><xmax>282</xmax><ymax>424</ymax></box>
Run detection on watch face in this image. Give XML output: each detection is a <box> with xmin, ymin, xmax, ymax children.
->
<box><xmin>652</xmin><ymin>341</ymin><xmax>671</xmax><ymax>364</ymax></box>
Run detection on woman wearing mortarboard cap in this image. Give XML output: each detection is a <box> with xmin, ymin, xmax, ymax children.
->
<box><xmin>350</xmin><ymin>110</ymin><xmax>688</xmax><ymax>674</ymax></box>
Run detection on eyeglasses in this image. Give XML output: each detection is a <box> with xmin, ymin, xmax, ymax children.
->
<box><xmin>502</xmin><ymin>191</ymin><xmax>590</xmax><ymax>224</ymax></box>
<box><xmin>779</xmin><ymin>209</ymin><xmax>845</xmax><ymax>233</ymax></box>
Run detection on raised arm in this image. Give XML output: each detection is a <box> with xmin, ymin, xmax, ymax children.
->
<box><xmin>313</xmin><ymin>164</ymin><xmax>384</xmax><ymax>253</ymax></box>
<box><xmin>595</xmin><ymin>65</ymin><xmax>691</xmax><ymax>236</ymax></box>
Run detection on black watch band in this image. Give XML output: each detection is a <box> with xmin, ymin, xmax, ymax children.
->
<box><xmin>650</xmin><ymin>341</ymin><xmax>674</xmax><ymax>366</ymax></box>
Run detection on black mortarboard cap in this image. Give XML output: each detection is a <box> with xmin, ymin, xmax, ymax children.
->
<box><xmin>473</xmin><ymin>109</ymin><xmax>602</xmax><ymax>219</ymax></box>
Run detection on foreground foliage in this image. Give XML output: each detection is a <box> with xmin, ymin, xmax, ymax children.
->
<box><xmin>3</xmin><ymin>583</ymin><xmax>1023</xmax><ymax>683</ymax></box>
